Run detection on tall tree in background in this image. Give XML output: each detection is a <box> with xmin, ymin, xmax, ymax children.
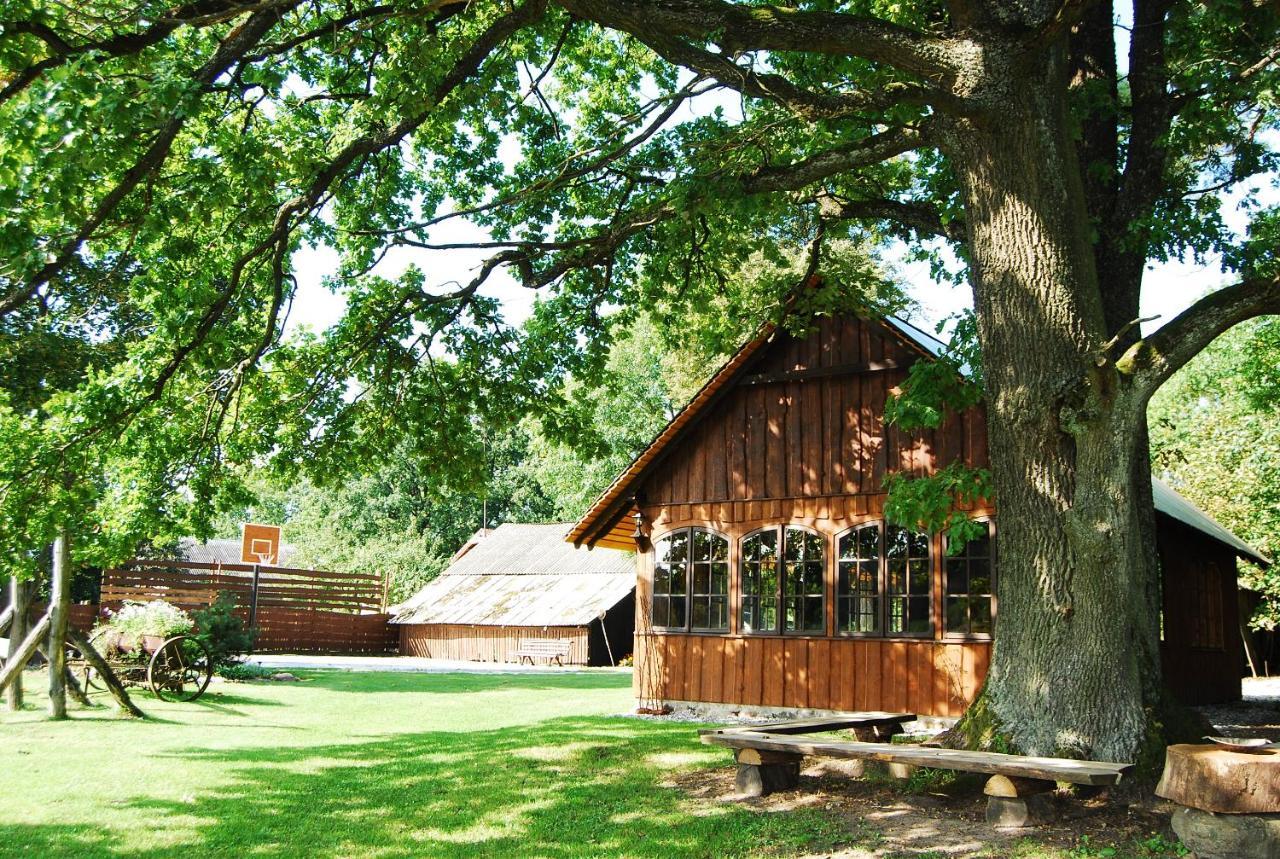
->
<box><xmin>2</xmin><ymin>1</ymin><xmax>1278</xmax><ymax>756</ymax></box>
<box><xmin>1150</xmin><ymin>317</ymin><xmax>1280</xmax><ymax>630</ymax></box>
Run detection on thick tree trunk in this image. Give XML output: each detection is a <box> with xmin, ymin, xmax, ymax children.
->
<box><xmin>5</xmin><ymin>575</ymin><xmax>29</xmax><ymax>710</ymax></box>
<box><xmin>939</xmin><ymin>41</ymin><xmax>1164</xmax><ymax>763</ymax></box>
<box><xmin>48</xmin><ymin>530</ymin><xmax>71</xmax><ymax>719</ymax></box>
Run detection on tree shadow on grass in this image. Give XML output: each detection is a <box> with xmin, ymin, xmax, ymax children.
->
<box><xmin>0</xmin><ymin>716</ymin><xmax>846</xmax><ymax>859</ymax></box>
<box><xmin>298</xmin><ymin>670</ymin><xmax>635</xmax><ymax>695</ymax></box>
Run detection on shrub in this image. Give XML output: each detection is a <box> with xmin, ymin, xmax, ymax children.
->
<box><xmin>216</xmin><ymin>662</ymin><xmax>276</xmax><ymax>682</ymax></box>
<box><xmin>192</xmin><ymin>591</ymin><xmax>256</xmax><ymax>667</ymax></box>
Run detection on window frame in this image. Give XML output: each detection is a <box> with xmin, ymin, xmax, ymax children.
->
<box><xmin>834</xmin><ymin>521</ymin><xmax>935</xmax><ymax>639</ymax></box>
<box><xmin>834</xmin><ymin>522</ymin><xmax>884</xmax><ymax>638</ymax></box>
<box><xmin>739</xmin><ymin>525</ymin><xmax>826</xmax><ymax>636</ymax></box>
<box><xmin>650</xmin><ymin>526</ymin><xmax>731</xmax><ymax>635</ymax></box>
<box><xmin>942</xmin><ymin>518</ymin><xmax>997</xmax><ymax>641</ymax></box>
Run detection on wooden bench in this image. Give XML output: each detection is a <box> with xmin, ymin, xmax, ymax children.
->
<box><xmin>510</xmin><ymin>638</ymin><xmax>573</xmax><ymax>665</ymax></box>
<box><xmin>701</xmin><ymin>717</ymin><xmax>1132</xmax><ymax>828</ymax></box>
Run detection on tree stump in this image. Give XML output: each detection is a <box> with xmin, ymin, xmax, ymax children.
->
<box><xmin>734</xmin><ymin>748</ymin><xmax>802</xmax><ymax>797</ymax></box>
<box><xmin>1156</xmin><ymin>745</ymin><xmax>1280</xmax><ymax>815</ymax></box>
<box><xmin>984</xmin><ymin>774</ymin><xmax>1056</xmax><ymax>829</ymax></box>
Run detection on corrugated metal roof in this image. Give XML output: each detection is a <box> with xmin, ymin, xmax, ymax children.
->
<box><xmin>390</xmin><ymin>522</ymin><xmax>636</xmax><ymax>627</ymax></box>
<box><xmin>177</xmin><ymin>538</ymin><xmax>297</xmax><ymax>567</ymax></box>
<box><xmin>1152</xmin><ymin>478</ymin><xmax>1270</xmax><ymax>566</ymax></box>
<box><xmin>389</xmin><ymin>572</ymin><xmax>635</xmax><ymax>626</ymax></box>
<box><xmin>447</xmin><ymin>523</ymin><xmax>634</xmax><ymax>576</ymax></box>
<box><xmin>568</xmin><ymin>307</ymin><xmax>1270</xmax><ymax>567</ymax></box>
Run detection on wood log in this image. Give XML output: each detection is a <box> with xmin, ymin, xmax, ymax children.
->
<box><xmin>735</xmin><ymin>762</ymin><xmax>800</xmax><ymax>797</ymax></box>
<box><xmin>0</xmin><ymin>612</ymin><xmax>52</xmax><ymax>695</ymax></box>
<box><xmin>48</xmin><ymin>531</ymin><xmax>71</xmax><ymax>719</ymax></box>
<box><xmin>0</xmin><ymin>601</ymin><xmax>12</xmax><ymax>636</ymax></box>
<box><xmin>5</xmin><ymin>576</ymin><xmax>28</xmax><ymax>711</ymax></box>
<box><xmin>736</xmin><ymin>748</ymin><xmax>803</xmax><ymax>766</ymax></box>
<box><xmin>1156</xmin><ymin>745</ymin><xmax>1280</xmax><ymax>814</ymax></box>
<box><xmin>65</xmin><ymin>629</ymin><xmax>144</xmax><ymax>719</ymax></box>
<box><xmin>984</xmin><ymin>774</ymin><xmax>1056</xmax><ymax>797</ymax></box>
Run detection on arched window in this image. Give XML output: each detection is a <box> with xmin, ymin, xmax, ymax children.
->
<box><xmin>837</xmin><ymin>523</ymin><xmax>881</xmax><ymax>634</ymax></box>
<box><xmin>741</xmin><ymin>526</ymin><xmax>824</xmax><ymax>634</ymax></box>
<box><xmin>886</xmin><ymin>525</ymin><xmax>932</xmax><ymax>635</ymax></box>
<box><xmin>945</xmin><ymin>522</ymin><xmax>996</xmax><ymax>637</ymax></box>
<box><xmin>652</xmin><ymin>528</ymin><xmax>729</xmax><ymax>632</ymax></box>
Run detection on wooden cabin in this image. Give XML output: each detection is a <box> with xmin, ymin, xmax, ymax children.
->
<box><xmin>391</xmin><ymin>523</ymin><xmax>634</xmax><ymax>666</ymax></box>
<box><xmin>568</xmin><ymin>311</ymin><xmax>1269</xmax><ymax>715</ymax></box>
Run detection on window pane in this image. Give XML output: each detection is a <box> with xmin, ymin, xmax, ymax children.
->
<box><xmin>946</xmin><ymin>559</ymin><xmax>968</xmax><ymax>595</ymax></box>
<box><xmin>838</xmin><ymin>525</ymin><xmax>879</xmax><ymax>635</ymax></box>
<box><xmin>652</xmin><ymin>596</ymin><xmax>668</xmax><ymax>628</ymax></box>
<box><xmin>711</xmin><ymin>563</ymin><xmax>728</xmax><ymax>595</ymax></box>
<box><xmin>670</xmin><ymin>596</ymin><xmax>687</xmax><ymax>628</ymax></box>
<box><xmin>972</xmin><ymin>597</ymin><xmax>993</xmax><ymax>634</ymax></box>
<box><xmin>693</xmin><ymin>563</ymin><xmax>710</xmax><ymax>595</ymax></box>
<box><xmin>886</xmin><ymin>525</ymin><xmax>931</xmax><ymax>635</ymax></box>
<box><xmin>711</xmin><ymin>597</ymin><xmax>728</xmax><ymax>630</ymax></box>
<box><xmin>803</xmin><ymin>597</ymin><xmax>824</xmax><ymax>632</ymax></box>
<box><xmin>654</xmin><ymin>564</ymin><xmax>670</xmax><ymax>596</ymax></box>
<box><xmin>907</xmin><ymin>596</ymin><xmax>931</xmax><ymax>633</ymax></box>
<box><xmin>692</xmin><ymin>597</ymin><xmax>709</xmax><ymax>629</ymax></box>
<box><xmin>946</xmin><ymin>596</ymin><xmax>968</xmax><ymax>633</ymax></box>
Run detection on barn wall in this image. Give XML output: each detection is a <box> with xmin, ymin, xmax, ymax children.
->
<box><xmin>628</xmin><ymin>315</ymin><xmax>1241</xmax><ymax>715</ymax></box>
<box><xmin>1159</xmin><ymin>521</ymin><xmax>1243</xmax><ymax>704</ymax></box>
<box><xmin>399</xmin><ymin>624</ymin><xmax>590</xmax><ymax>665</ymax></box>
<box><xmin>643</xmin><ymin>316</ymin><xmax>988</xmax><ymax>506</ymax></box>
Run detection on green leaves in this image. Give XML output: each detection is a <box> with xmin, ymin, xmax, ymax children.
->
<box><xmin>882</xmin><ymin>462</ymin><xmax>994</xmax><ymax>552</ymax></box>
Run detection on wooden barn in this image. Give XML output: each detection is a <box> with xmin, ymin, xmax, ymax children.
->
<box><xmin>391</xmin><ymin>523</ymin><xmax>634</xmax><ymax>666</ymax></box>
<box><xmin>568</xmin><ymin>309</ymin><xmax>1269</xmax><ymax>715</ymax></box>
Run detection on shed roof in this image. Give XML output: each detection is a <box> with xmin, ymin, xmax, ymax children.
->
<box><xmin>176</xmin><ymin>537</ymin><xmax>297</xmax><ymax>567</ymax></box>
<box><xmin>568</xmin><ymin>310</ymin><xmax>1270</xmax><ymax>568</ymax></box>
<box><xmin>390</xmin><ymin>523</ymin><xmax>635</xmax><ymax>626</ymax></box>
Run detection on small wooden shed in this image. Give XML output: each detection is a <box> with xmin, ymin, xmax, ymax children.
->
<box><xmin>568</xmin><ymin>308</ymin><xmax>1269</xmax><ymax>715</ymax></box>
<box><xmin>391</xmin><ymin>523</ymin><xmax>635</xmax><ymax>666</ymax></box>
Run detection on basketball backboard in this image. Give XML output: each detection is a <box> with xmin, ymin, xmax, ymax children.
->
<box><xmin>241</xmin><ymin>523</ymin><xmax>282</xmax><ymax>565</ymax></box>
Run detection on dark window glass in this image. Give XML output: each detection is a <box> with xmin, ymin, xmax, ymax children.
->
<box><xmin>886</xmin><ymin>525</ymin><xmax>932</xmax><ymax>635</ymax></box>
<box><xmin>783</xmin><ymin>528</ymin><xmax>825</xmax><ymax>633</ymax></box>
<box><xmin>945</xmin><ymin>524</ymin><xmax>995</xmax><ymax>636</ymax></box>
<box><xmin>740</xmin><ymin>529</ymin><xmax>779</xmax><ymax>633</ymax></box>
<box><xmin>690</xmin><ymin>530</ymin><xmax>729</xmax><ymax>632</ymax></box>
<box><xmin>653</xmin><ymin>529</ymin><xmax>728</xmax><ymax>632</ymax></box>
<box><xmin>837</xmin><ymin>524</ymin><xmax>880</xmax><ymax>634</ymax></box>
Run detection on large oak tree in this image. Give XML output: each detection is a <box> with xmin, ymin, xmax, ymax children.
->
<box><xmin>2</xmin><ymin>0</ymin><xmax>1278</xmax><ymax>756</ymax></box>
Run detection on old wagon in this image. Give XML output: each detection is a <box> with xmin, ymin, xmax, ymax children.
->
<box><xmin>70</xmin><ymin>630</ymin><xmax>213</xmax><ymax>702</ymax></box>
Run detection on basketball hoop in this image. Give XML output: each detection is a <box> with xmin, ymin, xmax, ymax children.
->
<box><xmin>241</xmin><ymin>523</ymin><xmax>282</xmax><ymax>567</ymax></box>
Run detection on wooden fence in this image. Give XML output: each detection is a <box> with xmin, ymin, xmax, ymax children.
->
<box><xmin>99</xmin><ymin>560</ymin><xmax>397</xmax><ymax>654</ymax></box>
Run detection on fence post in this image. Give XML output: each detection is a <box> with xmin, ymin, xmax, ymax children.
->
<box><xmin>248</xmin><ymin>564</ymin><xmax>261</xmax><ymax>647</ymax></box>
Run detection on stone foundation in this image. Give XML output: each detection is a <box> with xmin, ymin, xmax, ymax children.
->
<box><xmin>1171</xmin><ymin>807</ymin><xmax>1280</xmax><ymax>859</ymax></box>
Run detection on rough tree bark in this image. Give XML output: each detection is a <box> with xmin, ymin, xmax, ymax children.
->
<box><xmin>935</xmin><ymin>35</ymin><xmax>1165</xmax><ymax>764</ymax></box>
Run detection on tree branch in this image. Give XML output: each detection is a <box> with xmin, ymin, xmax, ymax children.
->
<box><xmin>742</xmin><ymin>127</ymin><xmax>926</xmax><ymax>193</ymax></box>
<box><xmin>555</xmin><ymin>0</ymin><xmax>959</xmax><ymax>80</ymax></box>
<box><xmin>1118</xmin><ymin>272</ymin><xmax>1280</xmax><ymax>394</ymax></box>
<box><xmin>816</xmin><ymin>193</ymin><xmax>965</xmax><ymax>242</ymax></box>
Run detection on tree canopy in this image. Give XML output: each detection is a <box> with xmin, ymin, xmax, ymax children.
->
<box><xmin>3</xmin><ymin>0</ymin><xmax>1279</xmax><ymax>758</ymax></box>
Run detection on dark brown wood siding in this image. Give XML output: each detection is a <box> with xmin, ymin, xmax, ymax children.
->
<box><xmin>1159</xmin><ymin>521</ymin><xmax>1244</xmax><ymax>704</ymax></box>
<box><xmin>642</xmin><ymin>317</ymin><xmax>988</xmax><ymax>507</ymax></box>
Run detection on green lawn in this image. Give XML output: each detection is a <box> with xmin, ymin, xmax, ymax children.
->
<box><xmin>0</xmin><ymin>670</ymin><xmax>1188</xmax><ymax>859</ymax></box>
<box><xmin>0</xmin><ymin>670</ymin><xmax>845</xmax><ymax>858</ymax></box>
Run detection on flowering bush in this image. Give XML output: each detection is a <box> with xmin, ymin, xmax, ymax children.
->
<box><xmin>97</xmin><ymin>600</ymin><xmax>194</xmax><ymax>644</ymax></box>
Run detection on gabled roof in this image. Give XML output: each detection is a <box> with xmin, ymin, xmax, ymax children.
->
<box><xmin>390</xmin><ymin>523</ymin><xmax>636</xmax><ymax>627</ymax></box>
<box><xmin>1152</xmin><ymin>478</ymin><xmax>1269</xmax><ymax>567</ymax></box>
<box><xmin>568</xmin><ymin>309</ymin><xmax>1270</xmax><ymax>569</ymax></box>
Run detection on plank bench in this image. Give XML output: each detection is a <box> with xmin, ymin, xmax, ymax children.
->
<box><xmin>510</xmin><ymin>638</ymin><xmax>573</xmax><ymax>665</ymax></box>
<box><xmin>701</xmin><ymin>717</ymin><xmax>1132</xmax><ymax>828</ymax></box>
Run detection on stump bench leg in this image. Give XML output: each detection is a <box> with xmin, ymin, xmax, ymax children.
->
<box><xmin>734</xmin><ymin>748</ymin><xmax>802</xmax><ymax>797</ymax></box>
<box><xmin>984</xmin><ymin>775</ymin><xmax>1056</xmax><ymax>829</ymax></box>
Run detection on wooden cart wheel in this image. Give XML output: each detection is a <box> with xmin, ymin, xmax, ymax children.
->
<box><xmin>147</xmin><ymin>635</ymin><xmax>213</xmax><ymax>702</ymax></box>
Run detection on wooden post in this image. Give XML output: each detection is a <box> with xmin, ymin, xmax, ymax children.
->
<box><xmin>0</xmin><ymin>611</ymin><xmax>52</xmax><ymax>695</ymax></box>
<box><xmin>65</xmin><ymin>629</ymin><xmax>143</xmax><ymax>718</ymax></box>
<box><xmin>984</xmin><ymin>774</ymin><xmax>1057</xmax><ymax>829</ymax></box>
<box><xmin>48</xmin><ymin>530</ymin><xmax>71</xmax><ymax>719</ymax></box>
<box><xmin>248</xmin><ymin>563</ymin><xmax>261</xmax><ymax>643</ymax></box>
<box><xmin>5</xmin><ymin>575</ymin><xmax>29</xmax><ymax>710</ymax></box>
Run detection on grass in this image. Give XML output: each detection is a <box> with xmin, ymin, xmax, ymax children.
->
<box><xmin>0</xmin><ymin>669</ymin><xmax>847</xmax><ymax>858</ymax></box>
<box><xmin>0</xmin><ymin>669</ymin><xmax>1190</xmax><ymax>859</ymax></box>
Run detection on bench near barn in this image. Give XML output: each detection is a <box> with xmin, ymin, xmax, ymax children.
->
<box><xmin>510</xmin><ymin>638</ymin><xmax>573</xmax><ymax>665</ymax></box>
<box><xmin>700</xmin><ymin>712</ymin><xmax>1132</xmax><ymax>829</ymax></box>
